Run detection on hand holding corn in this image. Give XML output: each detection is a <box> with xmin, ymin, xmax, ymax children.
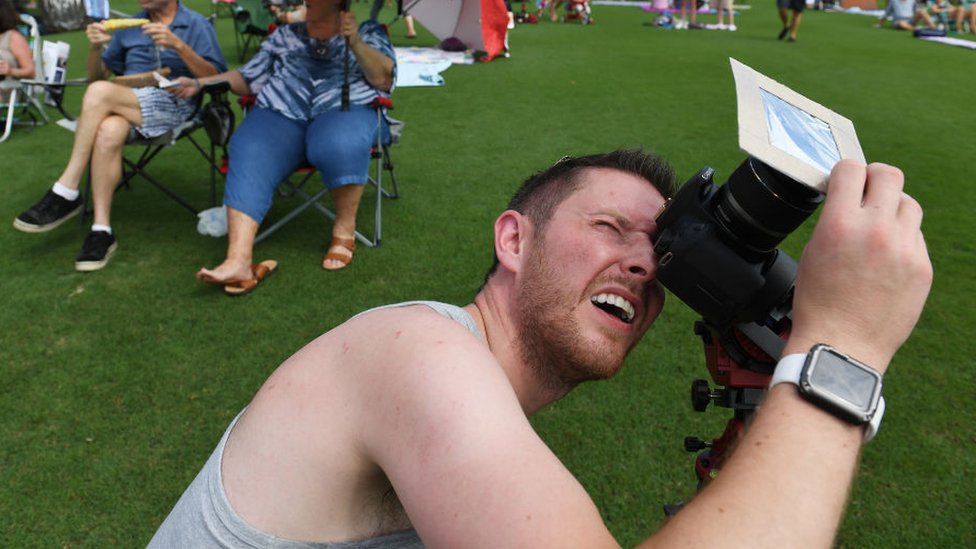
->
<box><xmin>86</xmin><ymin>18</ymin><xmax>149</xmax><ymax>48</ymax></box>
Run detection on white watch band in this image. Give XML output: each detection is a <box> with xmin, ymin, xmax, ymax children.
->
<box><xmin>770</xmin><ymin>353</ymin><xmax>885</xmax><ymax>444</ymax></box>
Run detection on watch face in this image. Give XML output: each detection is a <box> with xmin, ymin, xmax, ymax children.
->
<box><xmin>809</xmin><ymin>351</ymin><xmax>877</xmax><ymax>409</ymax></box>
<box><xmin>802</xmin><ymin>346</ymin><xmax>882</xmax><ymax>424</ymax></box>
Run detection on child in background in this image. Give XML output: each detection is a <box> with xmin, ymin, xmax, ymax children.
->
<box><xmin>714</xmin><ymin>0</ymin><xmax>735</xmax><ymax>30</ymax></box>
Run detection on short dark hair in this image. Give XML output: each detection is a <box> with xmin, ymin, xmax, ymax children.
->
<box><xmin>0</xmin><ymin>0</ymin><xmax>21</xmax><ymax>33</ymax></box>
<box><xmin>483</xmin><ymin>149</ymin><xmax>677</xmax><ymax>283</ymax></box>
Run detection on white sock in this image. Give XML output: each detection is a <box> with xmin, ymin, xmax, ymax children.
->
<box><xmin>91</xmin><ymin>224</ymin><xmax>112</xmax><ymax>235</ymax></box>
<box><xmin>52</xmin><ymin>182</ymin><xmax>80</xmax><ymax>201</ymax></box>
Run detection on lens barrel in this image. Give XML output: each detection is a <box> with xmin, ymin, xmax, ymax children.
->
<box><xmin>713</xmin><ymin>158</ymin><xmax>823</xmax><ymax>254</ymax></box>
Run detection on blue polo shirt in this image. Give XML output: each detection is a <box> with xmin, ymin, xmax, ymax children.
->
<box><xmin>101</xmin><ymin>2</ymin><xmax>226</xmax><ymax>78</ymax></box>
<box><xmin>238</xmin><ymin>20</ymin><xmax>396</xmax><ymax>121</ymax></box>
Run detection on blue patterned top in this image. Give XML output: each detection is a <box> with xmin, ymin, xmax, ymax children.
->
<box><xmin>239</xmin><ymin>20</ymin><xmax>396</xmax><ymax>121</ymax></box>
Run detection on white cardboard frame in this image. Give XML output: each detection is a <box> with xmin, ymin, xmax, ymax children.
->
<box><xmin>731</xmin><ymin>58</ymin><xmax>865</xmax><ymax>194</ymax></box>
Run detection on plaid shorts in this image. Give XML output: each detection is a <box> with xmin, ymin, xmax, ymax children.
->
<box><xmin>132</xmin><ymin>87</ymin><xmax>197</xmax><ymax>139</ymax></box>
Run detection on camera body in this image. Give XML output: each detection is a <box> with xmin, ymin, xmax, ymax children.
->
<box><xmin>654</xmin><ymin>157</ymin><xmax>822</xmax><ymax>333</ymax></box>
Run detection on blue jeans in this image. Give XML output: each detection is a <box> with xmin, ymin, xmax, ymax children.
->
<box><xmin>224</xmin><ymin>105</ymin><xmax>378</xmax><ymax>223</ymax></box>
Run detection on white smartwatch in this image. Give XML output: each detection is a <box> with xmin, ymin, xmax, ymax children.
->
<box><xmin>770</xmin><ymin>344</ymin><xmax>885</xmax><ymax>444</ymax></box>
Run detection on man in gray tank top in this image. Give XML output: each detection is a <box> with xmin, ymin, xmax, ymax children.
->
<box><xmin>150</xmin><ymin>150</ymin><xmax>931</xmax><ymax>548</ymax></box>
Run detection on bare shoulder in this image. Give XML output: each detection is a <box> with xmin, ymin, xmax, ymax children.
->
<box><xmin>335</xmin><ymin>305</ymin><xmax>618</xmax><ymax>547</ymax></box>
<box><xmin>276</xmin><ymin>302</ymin><xmax>513</xmax><ymax>440</ymax></box>
<box><xmin>331</xmin><ymin>303</ymin><xmax>516</xmax><ymax>426</ymax></box>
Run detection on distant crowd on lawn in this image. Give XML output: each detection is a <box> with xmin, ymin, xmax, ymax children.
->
<box><xmin>6</xmin><ymin>0</ymin><xmax>972</xmax><ymax>288</ymax></box>
<box><xmin>523</xmin><ymin>0</ymin><xmax>975</xmax><ymax>39</ymax></box>
<box><xmin>877</xmin><ymin>0</ymin><xmax>975</xmax><ymax>33</ymax></box>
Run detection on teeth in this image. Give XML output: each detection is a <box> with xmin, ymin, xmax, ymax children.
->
<box><xmin>591</xmin><ymin>293</ymin><xmax>635</xmax><ymax>323</ymax></box>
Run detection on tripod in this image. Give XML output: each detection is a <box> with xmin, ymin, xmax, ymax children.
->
<box><xmin>664</xmin><ymin>317</ymin><xmax>790</xmax><ymax>515</ymax></box>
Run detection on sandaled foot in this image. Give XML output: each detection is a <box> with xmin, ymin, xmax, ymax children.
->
<box><xmin>323</xmin><ymin>236</ymin><xmax>356</xmax><ymax>271</ymax></box>
<box><xmin>223</xmin><ymin>260</ymin><xmax>278</xmax><ymax>296</ymax></box>
<box><xmin>197</xmin><ymin>261</ymin><xmax>253</xmax><ymax>286</ymax></box>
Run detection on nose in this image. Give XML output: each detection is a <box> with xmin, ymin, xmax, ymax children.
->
<box><xmin>622</xmin><ymin>239</ymin><xmax>657</xmax><ymax>282</ymax></box>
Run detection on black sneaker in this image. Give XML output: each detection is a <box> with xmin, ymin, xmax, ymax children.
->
<box><xmin>74</xmin><ymin>231</ymin><xmax>118</xmax><ymax>272</ymax></box>
<box><xmin>13</xmin><ymin>190</ymin><xmax>83</xmax><ymax>233</ymax></box>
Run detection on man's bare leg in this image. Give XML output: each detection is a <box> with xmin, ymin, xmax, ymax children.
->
<box><xmin>916</xmin><ymin>9</ymin><xmax>936</xmax><ymax>28</ymax></box>
<box><xmin>88</xmin><ymin>115</ymin><xmax>131</xmax><ymax>227</ymax></box>
<box><xmin>58</xmin><ymin>81</ymin><xmax>142</xmax><ymax>190</ymax></box>
<box><xmin>197</xmin><ymin>207</ymin><xmax>260</xmax><ymax>284</ymax></box>
<box><xmin>323</xmin><ymin>183</ymin><xmax>365</xmax><ymax>270</ymax></box>
<box><xmin>789</xmin><ymin>12</ymin><xmax>802</xmax><ymax>39</ymax></box>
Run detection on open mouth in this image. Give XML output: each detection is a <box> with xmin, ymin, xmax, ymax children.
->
<box><xmin>591</xmin><ymin>293</ymin><xmax>636</xmax><ymax>324</ymax></box>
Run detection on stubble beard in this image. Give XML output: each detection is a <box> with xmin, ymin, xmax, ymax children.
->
<box><xmin>515</xmin><ymin>246</ymin><xmax>628</xmax><ymax>395</ymax></box>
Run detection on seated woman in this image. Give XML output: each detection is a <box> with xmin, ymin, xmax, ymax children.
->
<box><xmin>177</xmin><ymin>0</ymin><xmax>394</xmax><ymax>291</ymax></box>
<box><xmin>0</xmin><ymin>0</ymin><xmax>36</xmax><ymax>103</ymax></box>
<box><xmin>878</xmin><ymin>0</ymin><xmax>937</xmax><ymax>30</ymax></box>
<box><xmin>953</xmin><ymin>0</ymin><xmax>975</xmax><ymax>34</ymax></box>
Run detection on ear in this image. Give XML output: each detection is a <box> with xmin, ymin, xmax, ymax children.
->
<box><xmin>494</xmin><ymin>210</ymin><xmax>531</xmax><ymax>275</ymax></box>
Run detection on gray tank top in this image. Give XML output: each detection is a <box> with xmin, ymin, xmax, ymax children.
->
<box><xmin>354</xmin><ymin>300</ymin><xmax>481</xmax><ymax>340</ymax></box>
<box><xmin>0</xmin><ymin>30</ymin><xmax>17</xmax><ymax>64</ymax></box>
<box><xmin>0</xmin><ymin>31</ymin><xmax>21</xmax><ymax>102</ymax></box>
<box><xmin>149</xmin><ymin>301</ymin><xmax>479</xmax><ymax>548</ymax></box>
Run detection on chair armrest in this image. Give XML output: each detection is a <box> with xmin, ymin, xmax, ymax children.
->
<box><xmin>112</xmin><ymin>68</ymin><xmax>172</xmax><ymax>88</ymax></box>
<box><xmin>174</xmin><ymin>79</ymin><xmax>230</xmax><ymax>120</ymax></box>
<box><xmin>200</xmin><ymin>80</ymin><xmax>231</xmax><ymax>95</ymax></box>
<box><xmin>18</xmin><ymin>78</ymin><xmax>88</xmax><ymax>87</ymax></box>
<box><xmin>18</xmin><ymin>78</ymin><xmax>89</xmax><ymax>121</ymax></box>
<box><xmin>371</xmin><ymin>96</ymin><xmax>394</xmax><ymax>110</ymax></box>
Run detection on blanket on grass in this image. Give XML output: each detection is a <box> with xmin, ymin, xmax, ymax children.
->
<box><xmin>395</xmin><ymin>47</ymin><xmax>474</xmax><ymax>87</ymax></box>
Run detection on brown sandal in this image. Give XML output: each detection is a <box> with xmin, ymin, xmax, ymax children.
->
<box><xmin>323</xmin><ymin>237</ymin><xmax>356</xmax><ymax>271</ymax></box>
<box><xmin>223</xmin><ymin>260</ymin><xmax>278</xmax><ymax>296</ymax></box>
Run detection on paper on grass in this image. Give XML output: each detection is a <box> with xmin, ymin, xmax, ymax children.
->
<box><xmin>731</xmin><ymin>58</ymin><xmax>864</xmax><ymax>194</ymax></box>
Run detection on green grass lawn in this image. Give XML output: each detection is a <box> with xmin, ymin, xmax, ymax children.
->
<box><xmin>1</xmin><ymin>1</ymin><xmax>974</xmax><ymax>546</ymax></box>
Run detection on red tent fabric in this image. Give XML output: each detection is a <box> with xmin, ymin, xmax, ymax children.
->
<box><xmin>479</xmin><ymin>0</ymin><xmax>509</xmax><ymax>61</ymax></box>
<box><xmin>406</xmin><ymin>0</ymin><xmax>510</xmax><ymax>61</ymax></box>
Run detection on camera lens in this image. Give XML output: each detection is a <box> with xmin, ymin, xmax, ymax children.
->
<box><xmin>713</xmin><ymin>158</ymin><xmax>823</xmax><ymax>254</ymax></box>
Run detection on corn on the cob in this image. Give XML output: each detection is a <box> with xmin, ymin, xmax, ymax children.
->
<box><xmin>102</xmin><ymin>18</ymin><xmax>150</xmax><ymax>31</ymax></box>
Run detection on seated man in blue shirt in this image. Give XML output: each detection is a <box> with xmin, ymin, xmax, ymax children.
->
<box><xmin>12</xmin><ymin>0</ymin><xmax>227</xmax><ymax>272</ymax></box>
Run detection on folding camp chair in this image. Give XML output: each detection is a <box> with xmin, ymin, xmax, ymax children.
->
<box><xmin>1</xmin><ymin>14</ymin><xmax>48</xmax><ymax>143</ymax></box>
<box><xmin>116</xmin><ymin>81</ymin><xmax>235</xmax><ymax>214</ymax></box>
<box><xmin>231</xmin><ymin>0</ymin><xmax>278</xmax><ymax>62</ymax></box>
<box><xmin>211</xmin><ymin>0</ymin><xmax>238</xmax><ymax>21</ymax></box>
<box><xmin>73</xmin><ymin>81</ymin><xmax>236</xmax><ymax>218</ymax></box>
<box><xmin>252</xmin><ymin>96</ymin><xmax>403</xmax><ymax>248</ymax></box>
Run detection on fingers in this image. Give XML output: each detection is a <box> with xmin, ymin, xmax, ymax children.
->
<box><xmin>86</xmin><ymin>22</ymin><xmax>110</xmax><ymax>45</ymax></box>
<box><xmin>143</xmin><ymin>23</ymin><xmax>174</xmax><ymax>46</ymax></box>
<box><xmin>340</xmin><ymin>11</ymin><xmax>358</xmax><ymax>37</ymax></box>
<box><xmin>821</xmin><ymin>159</ymin><xmax>866</xmax><ymax>215</ymax></box>
<box><xmin>822</xmin><ymin>160</ymin><xmax>907</xmax><ymax>219</ymax></box>
<box><xmin>790</xmin><ymin>158</ymin><xmax>931</xmax><ymax>370</ymax></box>
<box><xmin>861</xmin><ymin>163</ymin><xmax>906</xmax><ymax>217</ymax></box>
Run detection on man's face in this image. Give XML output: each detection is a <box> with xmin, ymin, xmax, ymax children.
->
<box><xmin>139</xmin><ymin>0</ymin><xmax>172</xmax><ymax>14</ymax></box>
<box><xmin>515</xmin><ymin>168</ymin><xmax>667</xmax><ymax>385</ymax></box>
